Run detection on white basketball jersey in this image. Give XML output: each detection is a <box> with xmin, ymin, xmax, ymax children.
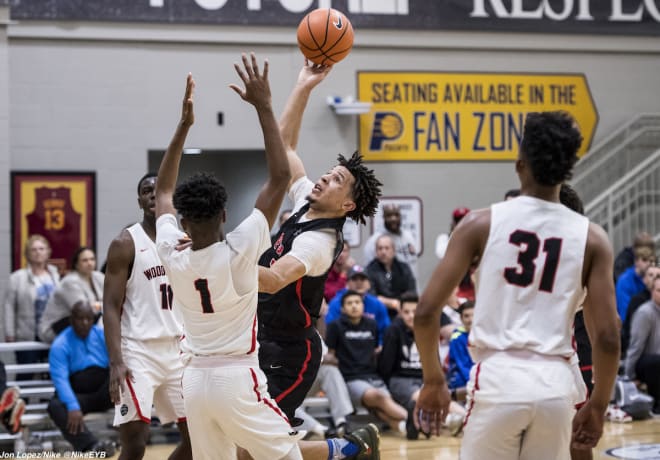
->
<box><xmin>122</xmin><ymin>223</ymin><xmax>183</xmax><ymax>341</ymax></box>
<box><xmin>470</xmin><ymin>196</ymin><xmax>589</xmax><ymax>361</ymax></box>
<box><xmin>156</xmin><ymin>210</ymin><xmax>271</xmax><ymax>356</ymax></box>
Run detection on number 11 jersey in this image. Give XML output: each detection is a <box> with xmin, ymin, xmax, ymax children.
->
<box><xmin>470</xmin><ymin>196</ymin><xmax>589</xmax><ymax>361</ymax></box>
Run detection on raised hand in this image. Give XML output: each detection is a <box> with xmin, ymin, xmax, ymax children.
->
<box><xmin>230</xmin><ymin>52</ymin><xmax>271</xmax><ymax>110</ymax></box>
<box><xmin>296</xmin><ymin>58</ymin><xmax>332</xmax><ymax>89</ymax></box>
<box><xmin>181</xmin><ymin>73</ymin><xmax>195</xmax><ymax>128</ymax></box>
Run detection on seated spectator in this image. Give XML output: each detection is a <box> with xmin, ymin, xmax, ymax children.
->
<box><xmin>363</xmin><ymin>204</ymin><xmax>418</xmax><ymax>278</ymax></box>
<box><xmin>325</xmin><ymin>265</ymin><xmax>390</xmax><ymax>344</ymax></box>
<box><xmin>0</xmin><ymin>361</ymin><xmax>25</xmax><ymax>434</ymax></box>
<box><xmin>616</xmin><ymin>246</ymin><xmax>655</xmax><ymax>321</ymax></box>
<box><xmin>324</xmin><ymin>241</ymin><xmax>353</xmax><ymax>303</ymax></box>
<box><xmin>326</xmin><ymin>290</ymin><xmax>407</xmax><ymax>433</ymax></box>
<box><xmin>622</xmin><ymin>264</ymin><xmax>660</xmax><ymax>355</ymax></box>
<box><xmin>365</xmin><ymin>235</ymin><xmax>417</xmax><ymax>319</ymax></box>
<box><xmin>3</xmin><ymin>235</ymin><xmax>60</xmax><ymax>370</ymax></box>
<box><xmin>39</xmin><ymin>247</ymin><xmax>104</xmax><ymax>344</ymax></box>
<box><xmin>47</xmin><ymin>301</ymin><xmax>115</xmax><ymax>455</ymax></box>
<box><xmin>448</xmin><ymin>301</ymin><xmax>475</xmax><ymax>391</ymax></box>
<box><xmin>625</xmin><ymin>277</ymin><xmax>660</xmax><ymax>415</ymax></box>
<box><xmin>379</xmin><ymin>293</ymin><xmax>424</xmax><ymax>439</ymax></box>
<box><xmin>614</xmin><ymin>232</ymin><xmax>655</xmax><ymax>283</ymax></box>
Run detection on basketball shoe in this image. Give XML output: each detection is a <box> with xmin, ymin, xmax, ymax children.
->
<box><xmin>344</xmin><ymin>423</ymin><xmax>380</xmax><ymax>460</ymax></box>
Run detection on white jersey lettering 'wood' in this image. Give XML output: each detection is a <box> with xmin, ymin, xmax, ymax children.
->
<box><xmin>123</xmin><ymin>223</ymin><xmax>183</xmax><ymax>341</ymax></box>
<box><xmin>470</xmin><ymin>196</ymin><xmax>589</xmax><ymax>361</ymax></box>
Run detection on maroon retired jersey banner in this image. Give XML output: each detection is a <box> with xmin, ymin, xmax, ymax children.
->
<box><xmin>11</xmin><ymin>172</ymin><xmax>96</xmax><ymax>272</ymax></box>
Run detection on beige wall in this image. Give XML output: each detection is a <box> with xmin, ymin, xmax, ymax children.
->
<box><xmin>4</xmin><ymin>22</ymin><xmax>660</xmax><ymax>289</ymax></box>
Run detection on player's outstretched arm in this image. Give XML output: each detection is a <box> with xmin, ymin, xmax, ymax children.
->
<box><xmin>155</xmin><ymin>73</ymin><xmax>195</xmax><ymax>220</ymax></box>
<box><xmin>230</xmin><ymin>53</ymin><xmax>290</xmax><ymax>229</ymax></box>
<box><xmin>413</xmin><ymin>209</ymin><xmax>488</xmax><ymax>436</ymax></box>
<box><xmin>102</xmin><ymin>231</ymin><xmax>135</xmax><ymax>404</ymax></box>
<box><xmin>573</xmin><ymin>223</ymin><xmax>620</xmax><ymax>450</ymax></box>
<box><xmin>279</xmin><ymin>59</ymin><xmax>332</xmax><ymax>187</ymax></box>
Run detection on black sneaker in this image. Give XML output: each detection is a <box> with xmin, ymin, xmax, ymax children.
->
<box><xmin>344</xmin><ymin>423</ymin><xmax>380</xmax><ymax>460</ymax></box>
<box><xmin>405</xmin><ymin>405</ymin><xmax>419</xmax><ymax>440</ymax></box>
<box><xmin>87</xmin><ymin>440</ymin><xmax>116</xmax><ymax>457</ymax></box>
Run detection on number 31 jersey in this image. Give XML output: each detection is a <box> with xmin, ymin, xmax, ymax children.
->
<box><xmin>470</xmin><ymin>196</ymin><xmax>589</xmax><ymax>361</ymax></box>
<box><xmin>156</xmin><ymin>210</ymin><xmax>271</xmax><ymax>357</ymax></box>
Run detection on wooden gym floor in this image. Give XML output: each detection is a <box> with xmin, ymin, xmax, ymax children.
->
<box><xmin>106</xmin><ymin>416</ymin><xmax>660</xmax><ymax>459</ymax></box>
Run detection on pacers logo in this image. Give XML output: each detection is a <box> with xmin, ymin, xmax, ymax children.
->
<box><xmin>369</xmin><ymin>112</ymin><xmax>404</xmax><ymax>151</ymax></box>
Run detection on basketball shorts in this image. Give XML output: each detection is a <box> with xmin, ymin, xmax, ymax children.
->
<box><xmin>259</xmin><ymin>334</ymin><xmax>322</xmax><ymax>423</ymax></box>
<box><xmin>113</xmin><ymin>337</ymin><xmax>186</xmax><ymax>426</ymax></box>
<box><xmin>460</xmin><ymin>350</ymin><xmax>586</xmax><ymax>460</ymax></box>
<box><xmin>183</xmin><ymin>354</ymin><xmax>303</xmax><ymax>460</ymax></box>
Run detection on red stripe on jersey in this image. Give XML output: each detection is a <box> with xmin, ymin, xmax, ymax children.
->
<box><xmin>462</xmin><ymin>362</ymin><xmax>481</xmax><ymax>429</ymax></box>
<box><xmin>249</xmin><ymin>368</ymin><xmax>289</xmax><ymax>424</ymax></box>
<box><xmin>295</xmin><ymin>279</ymin><xmax>312</xmax><ymax>328</ymax></box>
<box><xmin>247</xmin><ymin>313</ymin><xmax>257</xmax><ymax>355</ymax></box>
<box><xmin>275</xmin><ymin>339</ymin><xmax>312</xmax><ymax>404</ymax></box>
<box><xmin>580</xmin><ymin>365</ymin><xmax>593</xmax><ymax>371</ymax></box>
<box><xmin>177</xmin><ymin>417</ymin><xmax>187</xmax><ymax>423</ymax></box>
<box><xmin>250</xmin><ymin>368</ymin><xmax>262</xmax><ymax>402</ymax></box>
<box><xmin>126</xmin><ymin>378</ymin><xmax>150</xmax><ymax>424</ymax></box>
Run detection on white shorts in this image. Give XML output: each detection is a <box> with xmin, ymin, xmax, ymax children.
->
<box><xmin>113</xmin><ymin>337</ymin><xmax>186</xmax><ymax>426</ymax></box>
<box><xmin>182</xmin><ymin>354</ymin><xmax>303</xmax><ymax>460</ymax></box>
<box><xmin>460</xmin><ymin>351</ymin><xmax>585</xmax><ymax>460</ymax></box>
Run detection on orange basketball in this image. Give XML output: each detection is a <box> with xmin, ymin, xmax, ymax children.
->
<box><xmin>297</xmin><ymin>8</ymin><xmax>354</xmax><ymax>66</ymax></box>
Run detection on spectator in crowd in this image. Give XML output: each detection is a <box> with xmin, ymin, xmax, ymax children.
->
<box><xmin>0</xmin><ymin>362</ymin><xmax>25</xmax><ymax>434</ymax></box>
<box><xmin>447</xmin><ymin>301</ymin><xmax>475</xmax><ymax>392</ymax></box>
<box><xmin>365</xmin><ymin>235</ymin><xmax>417</xmax><ymax>319</ymax></box>
<box><xmin>48</xmin><ymin>301</ymin><xmax>115</xmax><ymax>455</ymax></box>
<box><xmin>622</xmin><ymin>264</ymin><xmax>660</xmax><ymax>355</ymax></box>
<box><xmin>434</xmin><ymin>207</ymin><xmax>470</xmax><ymax>260</ymax></box>
<box><xmin>614</xmin><ymin>232</ymin><xmax>655</xmax><ymax>283</ymax></box>
<box><xmin>3</xmin><ymin>235</ymin><xmax>60</xmax><ymax>368</ymax></box>
<box><xmin>324</xmin><ymin>241</ymin><xmax>353</xmax><ymax>303</ymax></box>
<box><xmin>363</xmin><ymin>204</ymin><xmax>418</xmax><ymax>278</ymax></box>
<box><xmin>379</xmin><ymin>292</ymin><xmax>469</xmax><ymax>440</ymax></box>
<box><xmin>39</xmin><ymin>247</ymin><xmax>105</xmax><ymax>344</ymax></box>
<box><xmin>504</xmin><ymin>189</ymin><xmax>521</xmax><ymax>200</ymax></box>
<box><xmin>616</xmin><ymin>245</ymin><xmax>655</xmax><ymax>321</ymax></box>
<box><xmin>325</xmin><ymin>265</ymin><xmax>390</xmax><ymax>345</ymax></box>
<box><xmin>625</xmin><ymin>276</ymin><xmax>660</xmax><ymax>415</ymax></box>
<box><xmin>326</xmin><ymin>290</ymin><xmax>408</xmax><ymax>433</ymax></box>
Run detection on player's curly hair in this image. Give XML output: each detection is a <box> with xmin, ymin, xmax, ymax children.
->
<box><xmin>520</xmin><ymin>111</ymin><xmax>582</xmax><ymax>186</ymax></box>
<box><xmin>559</xmin><ymin>184</ymin><xmax>584</xmax><ymax>215</ymax></box>
<box><xmin>337</xmin><ymin>152</ymin><xmax>382</xmax><ymax>225</ymax></box>
<box><xmin>172</xmin><ymin>172</ymin><xmax>228</xmax><ymax>223</ymax></box>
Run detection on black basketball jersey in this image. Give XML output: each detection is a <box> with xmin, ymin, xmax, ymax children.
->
<box><xmin>258</xmin><ymin>203</ymin><xmax>344</xmax><ymax>339</ymax></box>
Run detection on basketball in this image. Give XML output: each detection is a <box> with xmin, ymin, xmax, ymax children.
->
<box><xmin>297</xmin><ymin>8</ymin><xmax>354</xmax><ymax>66</ymax></box>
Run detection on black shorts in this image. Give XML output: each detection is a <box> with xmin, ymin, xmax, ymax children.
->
<box><xmin>258</xmin><ymin>332</ymin><xmax>322</xmax><ymax>424</ymax></box>
<box><xmin>574</xmin><ymin>310</ymin><xmax>594</xmax><ymax>394</ymax></box>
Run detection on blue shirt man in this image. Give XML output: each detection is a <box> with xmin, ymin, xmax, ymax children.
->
<box><xmin>47</xmin><ymin>301</ymin><xmax>114</xmax><ymax>454</ymax></box>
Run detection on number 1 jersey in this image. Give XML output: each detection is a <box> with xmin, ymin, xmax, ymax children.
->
<box><xmin>156</xmin><ymin>210</ymin><xmax>271</xmax><ymax>357</ymax></box>
<box><xmin>470</xmin><ymin>196</ymin><xmax>589</xmax><ymax>361</ymax></box>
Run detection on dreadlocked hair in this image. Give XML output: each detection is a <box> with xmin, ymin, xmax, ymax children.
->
<box><xmin>172</xmin><ymin>172</ymin><xmax>228</xmax><ymax>223</ymax></box>
<box><xmin>520</xmin><ymin>111</ymin><xmax>582</xmax><ymax>186</ymax></box>
<box><xmin>337</xmin><ymin>151</ymin><xmax>382</xmax><ymax>225</ymax></box>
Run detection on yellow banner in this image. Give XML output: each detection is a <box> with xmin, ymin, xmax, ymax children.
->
<box><xmin>358</xmin><ymin>72</ymin><xmax>597</xmax><ymax>161</ymax></box>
